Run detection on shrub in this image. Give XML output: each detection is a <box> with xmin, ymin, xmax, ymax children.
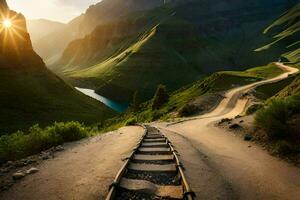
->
<box><xmin>152</xmin><ymin>111</ymin><xmax>163</xmax><ymax>121</ymax></box>
<box><xmin>274</xmin><ymin>140</ymin><xmax>293</xmax><ymax>155</ymax></box>
<box><xmin>124</xmin><ymin>117</ymin><xmax>138</xmax><ymax>126</ymax></box>
<box><xmin>246</xmin><ymin>103</ymin><xmax>263</xmax><ymax>115</ymax></box>
<box><xmin>152</xmin><ymin>85</ymin><xmax>169</xmax><ymax>110</ymax></box>
<box><xmin>287</xmin><ymin>93</ymin><xmax>300</xmax><ymax>115</ymax></box>
<box><xmin>178</xmin><ymin>104</ymin><xmax>200</xmax><ymax>117</ymax></box>
<box><xmin>0</xmin><ymin>122</ymin><xmax>88</xmax><ymax>162</ymax></box>
<box><xmin>47</xmin><ymin>122</ymin><xmax>87</xmax><ymax>142</ymax></box>
<box><xmin>255</xmin><ymin>99</ymin><xmax>290</xmax><ymax>139</ymax></box>
<box><xmin>130</xmin><ymin>91</ymin><xmax>141</xmax><ymax>112</ymax></box>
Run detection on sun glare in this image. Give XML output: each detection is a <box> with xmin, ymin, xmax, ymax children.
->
<box><xmin>3</xmin><ymin>19</ymin><xmax>12</xmax><ymax>28</ymax></box>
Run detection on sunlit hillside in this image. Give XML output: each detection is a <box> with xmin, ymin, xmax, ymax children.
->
<box><xmin>53</xmin><ymin>0</ymin><xmax>298</xmax><ymax>102</ymax></box>
<box><xmin>0</xmin><ymin>2</ymin><xmax>115</xmax><ymax>133</ymax></box>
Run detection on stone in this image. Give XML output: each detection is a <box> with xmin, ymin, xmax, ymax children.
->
<box><xmin>219</xmin><ymin>118</ymin><xmax>232</xmax><ymax>124</ymax></box>
<box><xmin>55</xmin><ymin>145</ymin><xmax>64</xmax><ymax>152</ymax></box>
<box><xmin>12</xmin><ymin>172</ymin><xmax>25</xmax><ymax>180</ymax></box>
<box><xmin>41</xmin><ymin>154</ymin><xmax>50</xmax><ymax>160</ymax></box>
<box><xmin>229</xmin><ymin>123</ymin><xmax>241</xmax><ymax>129</ymax></box>
<box><xmin>244</xmin><ymin>134</ymin><xmax>253</xmax><ymax>141</ymax></box>
<box><xmin>26</xmin><ymin>167</ymin><xmax>39</xmax><ymax>174</ymax></box>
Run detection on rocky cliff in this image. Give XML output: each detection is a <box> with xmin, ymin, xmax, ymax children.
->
<box><xmin>0</xmin><ymin>2</ymin><xmax>44</xmax><ymax>69</ymax></box>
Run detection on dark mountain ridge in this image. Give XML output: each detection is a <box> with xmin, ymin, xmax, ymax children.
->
<box><xmin>0</xmin><ymin>1</ymin><xmax>115</xmax><ymax>133</ymax></box>
<box><xmin>53</xmin><ymin>0</ymin><xmax>299</xmax><ymax>102</ymax></box>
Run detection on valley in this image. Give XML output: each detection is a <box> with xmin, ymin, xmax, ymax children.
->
<box><xmin>1</xmin><ymin>63</ymin><xmax>299</xmax><ymax>199</ymax></box>
<box><xmin>1</xmin><ymin>0</ymin><xmax>300</xmax><ymax>199</ymax></box>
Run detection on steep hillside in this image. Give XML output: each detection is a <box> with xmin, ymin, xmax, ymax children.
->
<box><xmin>54</xmin><ymin>7</ymin><xmax>172</xmax><ymax>73</ymax></box>
<box><xmin>27</xmin><ymin>19</ymin><xmax>65</xmax><ymax>43</ymax></box>
<box><xmin>55</xmin><ymin>0</ymin><xmax>298</xmax><ymax>102</ymax></box>
<box><xmin>256</xmin><ymin>3</ymin><xmax>300</xmax><ymax>65</ymax></box>
<box><xmin>0</xmin><ymin>1</ymin><xmax>115</xmax><ymax>134</ymax></box>
<box><xmin>33</xmin><ymin>0</ymin><xmax>168</xmax><ymax>63</ymax></box>
<box><xmin>275</xmin><ymin>75</ymin><xmax>300</xmax><ymax>98</ymax></box>
<box><xmin>66</xmin><ymin>15</ymin><xmax>203</xmax><ymax>102</ymax></box>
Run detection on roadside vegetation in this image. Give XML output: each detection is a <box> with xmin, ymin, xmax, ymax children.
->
<box><xmin>255</xmin><ymin>92</ymin><xmax>300</xmax><ymax>155</ymax></box>
<box><xmin>0</xmin><ymin>63</ymin><xmax>288</xmax><ymax>163</ymax></box>
<box><xmin>99</xmin><ymin>63</ymin><xmax>283</xmax><ymax>132</ymax></box>
<box><xmin>0</xmin><ymin>122</ymin><xmax>91</xmax><ymax>163</ymax></box>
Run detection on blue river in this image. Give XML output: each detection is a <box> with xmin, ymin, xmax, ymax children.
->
<box><xmin>75</xmin><ymin>87</ymin><xmax>128</xmax><ymax>113</ymax></box>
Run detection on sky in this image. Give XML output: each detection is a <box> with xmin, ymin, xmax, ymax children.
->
<box><xmin>7</xmin><ymin>0</ymin><xmax>101</xmax><ymax>23</ymax></box>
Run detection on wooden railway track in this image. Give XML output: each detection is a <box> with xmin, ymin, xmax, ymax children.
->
<box><xmin>105</xmin><ymin>125</ymin><xmax>195</xmax><ymax>200</ymax></box>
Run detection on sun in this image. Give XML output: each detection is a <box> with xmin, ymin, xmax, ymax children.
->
<box><xmin>3</xmin><ymin>19</ymin><xmax>12</xmax><ymax>28</ymax></box>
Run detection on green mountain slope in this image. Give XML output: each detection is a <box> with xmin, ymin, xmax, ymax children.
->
<box><xmin>55</xmin><ymin>0</ymin><xmax>298</xmax><ymax>102</ymax></box>
<box><xmin>0</xmin><ymin>2</ymin><xmax>115</xmax><ymax>134</ymax></box>
<box><xmin>64</xmin><ymin>13</ymin><xmax>204</xmax><ymax>102</ymax></box>
<box><xmin>33</xmin><ymin>0</ymin><xmax>167</xmax><ymax>63</ymax></box>
<box><xmin>256</xmin><ymin>3</ymin><xmax>300</xmax><ymax>65</ymax></box>
<box><xmin>275</xmin><ymin>75</ymin><xmax>300</xmax><ymax>98</ymax></box>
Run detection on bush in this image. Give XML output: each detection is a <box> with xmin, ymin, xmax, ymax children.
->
<box><xmin>287</xmin><ymin>93</ymin><xmax>300</xmax><ymax>115</ymax></box>
<box><xmin>124</xmin><ymin>117</ymin><xmax>138</xmax><ymax>126</ymax></box>
<box><xmin>246</xmin><ymin>103</ymin><xmax>263</xmax><ymax>115</ymax></box>
<box><xmin>255</xmin><ymin>100</ymin><xmax>290</xmax><ymax>139</ymax></box>
<box><xmin>152</xmin><ymin>111</ymin><xmax>163</xmax><ymax>121</ymax></box>
<box><xmin>274</xmin><ymin>140</ymin><xmax>293</xmax><ymax>155</ymax></box>
<box><xmin>0</xmin><ymin>122</ymin><xmax>88</xmax><ymax>162</ymax></box>
<box><xmin>178</xmin><ymin>104</ymin><xmax>200</xmax><ymax>117</ymax></box>
<box><xmin>47</xmin><ymin>122</ymin><xmax>87</xmax><ymax>142</ymax></box>
<box><xmin>152</xmin><ymin>85</ymin><xmax>169</xmax><ymax>110</ymax></box>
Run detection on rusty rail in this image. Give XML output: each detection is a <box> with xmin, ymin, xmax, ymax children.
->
<box><xmin>105</xmin><ymin>124</ymin><xmax>195</xmax><ymax>200</ymax></box>
<box><xmin>105</xmin><ymin>124</ymin><xmax>147</xmax><ymax>200</ymax></box>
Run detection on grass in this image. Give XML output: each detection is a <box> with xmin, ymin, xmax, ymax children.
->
<box><xmin>274</xmin><ymin>75</ymin><xmax>300</xmax><ymax>98</ymax></box>
<box><xmin>255</xmin><ymin>92</ymin><xmax>300</xmax><ymax>147</ymax></box>
<box><xmin>0</xmin><ymin>122</ymin><xmax>89</xmax><ymax>162</ymax></box>
<box><xmin>256</xmin><ymin>99</ymin><xmax>290</xmax><ymax>139</ymax></box>
<box><xmin>56</xmin><ymin>1</ymin><xmax>292</xmax><ymax>103</ymax></box>
<box><xmin>254</xmin><ymin>72</ymin><xmax>300</xmax><ymax>155</ymax></box>
<box><xmin>0</xmin><ymin>68</ymin><xmax>115</xmax><ymax>134</ymax></box>
<box><xmin>98</xmin><ymin>64</ymin><xmax>280</xmax><ymax>130</ymax></box>
<box><xmin>224</xmin><ymin>63</ymin><xmax>284</xmax><ymax>80</ymax></box>
<box><xmin>254</xmin><ymin>75</ymin><xmax>296</xmax><ymax>100</ymax></box>
<box><xmin>257</xmin><ymin>3</ymin><xmax>300</xmax><ymax>65</ymax></box>
<box><xmin>68</xmin><ymin>16</ymin><xmax>203</xmax><ymax>102</ymax></box>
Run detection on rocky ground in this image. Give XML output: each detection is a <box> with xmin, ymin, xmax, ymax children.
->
<box><xmin>0</xmin><ymin>145</ymin><xmax>65</xmax><ymax>192</ymax></box>
<box><xmin>217</xmin><ymin>115</ymin><xmax>300</xmax><ymax>167</ymax></box>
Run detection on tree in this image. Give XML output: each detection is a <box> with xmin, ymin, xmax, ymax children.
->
<box><xmin>131</xmin><ymin>91</ymin><xmax>140</xmax><ymax>112</ymax></box>
<box><xmin>152</xmin><ymin>85</ymin><xmax>169</xmax><ymax>110</ymax></box>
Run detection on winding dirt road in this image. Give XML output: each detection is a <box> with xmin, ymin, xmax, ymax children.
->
<box><xmin>1</xmin><ymin>63</ymin><xmax>299</xmax><ymax>200</ymax></box>
<box><xmin>157</xmin><ymin>63</ymin><xmax>300</xmax><ymax>199</ymax></box>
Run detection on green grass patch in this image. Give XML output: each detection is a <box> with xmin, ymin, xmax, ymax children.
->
<box><xmin>255</xmin><ymin>99</ymin><xmax>290</xmax><ymax>139</ymax></box>
<box><xmin>0</xmin><ymin>69</ymin><xmax>115</xmax><ymax>134</ymax></box>
<box><xmin>0</xmin><ymin>122</ymin><xmax>89</xmax><ymax>162</ymax></box>
<box><xmin>225</xmin><ymin>63</ymin><xmax>284</xmax><ymax>80</ymax></box>
<box><xmin>254</xmin><ymin>75</ymin><xmax>296</xmax><ymax>100</ymax></box>
<box><xmin>255</xmin><ymin>92</ymin><xmax>300</xmax><ymax>140</ymax></box>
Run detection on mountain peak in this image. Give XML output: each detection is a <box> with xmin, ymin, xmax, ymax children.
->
<box><xmin>0</xmin><ymin>0</ymin><xmax>8</xmax><ymax>10</ymax></box>
<box><xmin>0</xmin><ymin>3</ymin><xmax>44</xmax><ymax>69</ymax></box>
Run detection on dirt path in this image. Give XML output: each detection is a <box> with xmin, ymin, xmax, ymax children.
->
<box><xmin>0</xmin><ymin>126</ymin><xmax>144</xmax><ymax>200</ymax></box>
<box><xmin>157</xmin><ymin>63</ymin><xmax>300</xmax><ymax>199</ymax></box>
